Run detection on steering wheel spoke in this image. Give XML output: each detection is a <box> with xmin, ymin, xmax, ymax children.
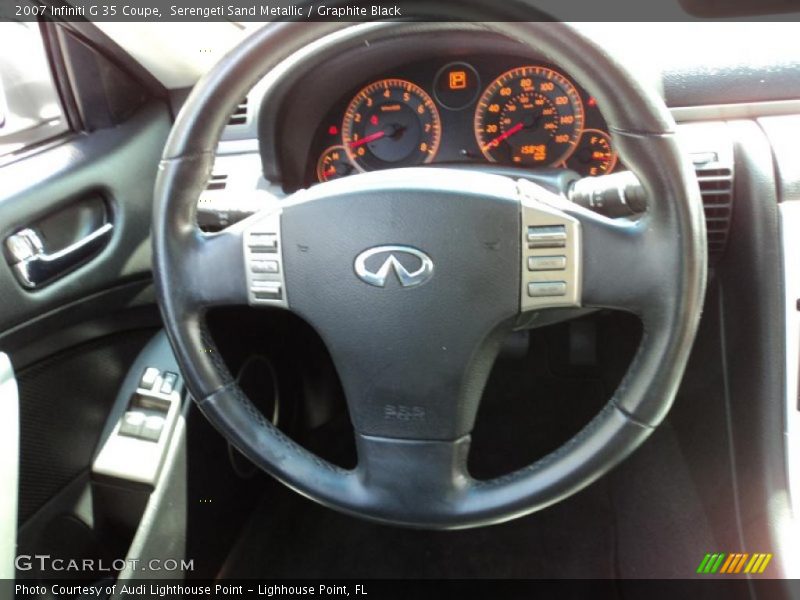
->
<box><xmin>355</xmin><ymin>434</ymin><xmax>472</xmax><ymax>520</ymax></box>
<box><xmin>174</xmin><ymin>206</ymin><xmax>291</xmax><ymax>310</ymax></box>
<box><xmin>517</xmin><ymin>178</ymin><xmax>670</xmax><ymax>318</ymax></box>
<box><xmin>181</xmin><ymin>226</ymin><xmax>250</xmax><ymax>308</ymax></box>
<box><xmin>568</xmin><ymin>204</ymin><xmax>667</xmax><ymax>315</ymax></box>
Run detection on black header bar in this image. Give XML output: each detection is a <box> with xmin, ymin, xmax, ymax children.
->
<box><xmin>3</xmin><ymin>0</ymin><xmax>800</xmax><ymax>22</ymax></box>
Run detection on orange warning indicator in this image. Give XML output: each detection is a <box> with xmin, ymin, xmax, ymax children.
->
<box><xmin>449</xmin><ymin>70</ymin><xmax>467</xmax><ymax>90</ymax></box>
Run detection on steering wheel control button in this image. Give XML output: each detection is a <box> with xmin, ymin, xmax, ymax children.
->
<box><xmin>251</xmin><ymin>259</ymin><xmax>280</xmax><ymax>274</ymax></box>
<box><xmin>527</xmin><ymin>225</ymin><xmax>567</xmax><ymax>248</ymax></box>
<box><xmin>528</xmin><ymin>281</ymin><xmax>567</xmax><ymax>297</ymax></box>
<box><xmin>252</xmin><ymin>281</ymin><xmax>282</xmax><ymax>300</ymax></box>
<box><xmin>244</xmin><ymin>209</ymin><xmax>288</xmax><ymax>308</ymax></box>
<box><xmin>528</xmin><ymin>255</ymin><xmax>567</xmax><ymax>271</ymax></box>
<box><xmin>248</xmin><ymin>233</ymin><xmax>278</xmax><ymax>252</ymax></box>
<box><xmin>519</xmin><ymin>181</ymin><xmax>581</xmax><ymax>311</ymax></box>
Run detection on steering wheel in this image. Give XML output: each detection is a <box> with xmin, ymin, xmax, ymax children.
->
<box><xmin>152</xmin><ymin>14</ymin><xmax>706</xmax><ymax>529</ymax></box>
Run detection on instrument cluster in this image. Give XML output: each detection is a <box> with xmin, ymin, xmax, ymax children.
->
<box><xmin>307</xmin><ymin>55</ymin><xmax>619</xmax><ymax>185</ymax></box>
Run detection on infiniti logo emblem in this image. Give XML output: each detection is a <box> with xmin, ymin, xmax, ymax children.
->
<box><xmin>354</xmin><ymin>245</ymin><xmax>434</xmax><ymax>288</ymax></box>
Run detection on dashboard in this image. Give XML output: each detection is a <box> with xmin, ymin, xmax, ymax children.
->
<box><xmin>304</xmin><ymin>55</ymin><xmax>619</xmax><ymax>186</ymax></box>
<box><xmin>204</xmin><ymin>25</ymin><xmax>800</xmax><ymax>203</ymax></box>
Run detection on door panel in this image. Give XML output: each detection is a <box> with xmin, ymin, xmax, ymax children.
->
<box><xmin>0</xmin><ymin>95</ymin><xmax>171</xmax><ymax>536</ymax></box>
<box><xmin>0</xmin><ymin>101</ymin><xmax>170</xmax><ymax>333</ymax></box>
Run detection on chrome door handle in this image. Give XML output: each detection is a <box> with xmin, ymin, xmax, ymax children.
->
<box><xmin>5</xmin><ymin>222</ymin><xmax>113</xmax><ymax>289</ymax></box>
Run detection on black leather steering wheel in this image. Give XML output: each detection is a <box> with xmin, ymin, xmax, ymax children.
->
<box><xmin>152</xmin><ymin>13</ymin><xmax>706</xmax><ymax>529</ymax></box>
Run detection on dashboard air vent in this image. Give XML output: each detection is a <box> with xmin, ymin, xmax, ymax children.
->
<box><xmin>678</xmin><ymin>122</ymin><xmax>735</xmax><ymax>265</ymax></box>
<box><xmin>206</xmin><ymin>173</ymin><xmax>228</xmax><ymax>191</ymax></box>
<box><xmin>692</xmin><ymin>157</ymin><xmax>734</xmax><ymax>262</ymax></box>
<box><xmin>228</xmin><ymin>97</ymin><xmax>248</xmax><ymax>126</ymax></box>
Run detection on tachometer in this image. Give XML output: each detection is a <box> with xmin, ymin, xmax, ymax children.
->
<box><xmin>342</xmin><ymin>78</ymin><xmax>441</xmax><ymax>171</ymax></box>
<box><xmin>474</xmin><ymin>66</ymin><xmax>584</xmax><ymax>167</ymax></box>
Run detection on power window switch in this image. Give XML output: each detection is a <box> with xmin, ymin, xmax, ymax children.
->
<box><xmin>139</xmin><ymin>367</ymin><xmax>160</xmax><ymax>390</ymax></box>
<box><xmin>140</xmin><ymin>415</ymin><xmax>166</xmax><ymax>443</ymax></box>
<box><xmin>160</xmin><ymin>371</ymin><xmax>178</xmax><ymax>395</ymax></box>
<box><xmin>119</xmin><ymin>411</ymin><xmax>146</xmax><ymax>438</ymax></box>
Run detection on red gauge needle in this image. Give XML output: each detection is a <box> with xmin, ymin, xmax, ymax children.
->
<box><xmin>349</xmin><ymin>130</ymin><xmax>386</xmax><ymax>149</ymax></box>
<box><xmin>481</xmin><ymin>122</ymin><xmax>524</xmax><ymax>151</ymax></box>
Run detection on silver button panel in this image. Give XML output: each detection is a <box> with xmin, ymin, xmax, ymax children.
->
<box><xmin>244</xmin><ymin>209</ymin><xmax>288</xmax><ymax>308</ymax></box>
<box><xmin>518</xmin><ymin>181</ymin><xmax>581</xmax><ymax>311</ymax></box>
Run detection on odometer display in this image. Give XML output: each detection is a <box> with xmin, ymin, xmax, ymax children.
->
<box><xmin>342</xmin><ymin>78</ymin><xmax>441</xmax><ymax>172</ymax></box>
<box><xmin>474</xmin><ymin>66</ymin><xmax>584</xmax><ymax>167</ymax></box>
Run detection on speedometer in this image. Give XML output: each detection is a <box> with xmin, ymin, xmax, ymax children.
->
<box><xmin>342</xmin><ymin>78</ymin><xmax>441</xmax><ymax>172</ymax></box>
<box><xmin>474</xmin><ymin>66</ymin><xmax>584</xmax><ymax>167</ymax></box>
